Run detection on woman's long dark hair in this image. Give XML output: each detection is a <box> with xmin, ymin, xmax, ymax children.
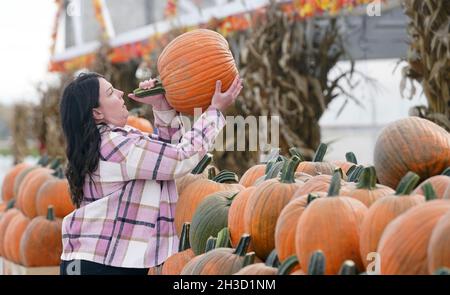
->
<box><xmin>60</xmin><ymin>72</ymin><xmax>104</xmax><ymax>207</ymax></box>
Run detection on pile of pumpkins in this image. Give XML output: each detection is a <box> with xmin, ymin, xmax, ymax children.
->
<box><xmin>0</xmin><ymin>156</ymin><xmax>75</xmax><ymax>267</ymax></box>
<box><xmin>0</xmin><ymin>109</ymin><xmax>154</xmax><ymax>269</ymax></box>
<box><xmin>157</xmin><ymin>116</ymin><xmax>450</xmax><ymax>275</ymax></box>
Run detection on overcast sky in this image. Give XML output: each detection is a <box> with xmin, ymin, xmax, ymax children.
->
<box><xmin>0</xmin><ymin>0</ymin><xmax>56</xmax><ymax>105</ymax></box>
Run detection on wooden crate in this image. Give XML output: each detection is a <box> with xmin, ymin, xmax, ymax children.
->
<box><xmin>2</xmin><ymin>258</ymin><xmax>59</xmax><ymax>275</ymax></box>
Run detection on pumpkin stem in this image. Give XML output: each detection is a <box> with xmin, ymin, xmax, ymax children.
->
<box><xmin>346</xmin><ymin>165</ymin><xmax>357</xmax><ymax>178</ymax></box>
<box><xmin>48</xmin><ymin>157</ymin><xmax>62</xmax><ymax>170</ymax></box>
<box><xmin>338</xmin><ymin>260</ymin><xmax>357</xmax><ymax>275</ymax></box>
<box><xmin>280</xmin><ymin>156</ymin><xmax>301</xmax><ymax>184</ymax></box>
<box><xmin>233</xmin><ymin>234</ymin><xmax>251</xmax><ymax>256</ymax></box>
<box><xmin>207</xmin><ymin>167</ymin><xmax>217</xmax><ymax>180</ymax></box>
<box><xmin>308</xmin><ymin>250</ymin><xmax>326</xmax><ymax>275</ymax></box>
<box><xmin>433</xmin><ymin>267</ymin><xmax>450</xmax><ymax>275</ymax></box>
<box><xmin>347</xmin><ymin>166</ymin><xmax>364</xmax><ymax>183</ymax></box>
<box><xmin>212</xmin><ymin>170</ymin><xmax>238</xmax><ymax>183</ymax></box>
<box><xmin>242</xmin><ymin>252</ymin><xmax>256</xmax><ymax>268</ymax></box>
<box><xmin>307</xmin><ymin>193</ymin><xmax>319</xmax><ymax>205</ymax></box>
<box><xmin>423</xmin><ymin>183</ymin><xmax>438</xmax><ymax>201</ymax></box>
<box><xmin>37</xmin><ymin>154</ymin><xmax>50</xmax><ymax>166</ymax></box>
<box><xmin>192</xmin><ymin>153</ymin><xmax>213</xmax><ymax>175</ymax></box>
<box><xmin>312</xmin><ymin>143</ymin><xmax>327</xmax><ymax>162</ymax></box>
<box><xmin>52</xmin><ymin>166</ymin><xmax>65</xmax><ymax>179</ymax></box>
<box><xmin>442</xmin><ymin>167</ymin><xmax>450</xmax><ymax>176</ymax></box>
<box><xmin>216</xmin><ymin>227</ymin><xmax>231</xmax><ymax>248</ymax></box>
<box><xmin>395</xmin><ymin>172</ymin><xmax>420</xmax><ymax>195</ymax></box>
<box><xmin>179</xmin><ymin>223</ymin><xmax>191</xmax><ymax>252</ymax></box>
<box><xmin>205</xmin><ymin>237</ymin><xmax>217</xmax><ymax>252</ymax></box>
<box><xmin>264</xmin><ymin>161</ymin><xmax>285</xmax><ymax>180</ymax></box>
<box><xmin>262</xmin><ymin>148</ymin><xmax>281</xmax><ymax>164</ymax></box>
<box><xmin>345</xmin><ymin>152</ymin><xmax>358</xmax><ymax>164</ymax></box>
<box><xmin>288</xmin><ymin>147</ymin><xmax>305</xmax><ymax>162</ymax></box>
<box><xmin>327</xmin><ymin>170</ymin><xmax>342</xmax><ymax>197</ymax></box>
<box><xmin>6</xmin><ymin>199</ymin><xmax>16</xmax><ymax>210</ymax></box>
<box><xmin>277</xmin><ymin>255</ymin><xmax>299</xmax><ymax>275</ymax></box>
<box><xmin>356</xmin><ymin>167</ymin><xmax>377</xmax><ymax>190</ymax></box>
<box><xmin>265</xmin><ymin>249</ymin><xmax>280</xmax><ymax>267</ymax></box>
<box><xmin>47</xmin><ymin>206</ymin><xmax>55</xmax><ymax>221</ymax></box>
<box><xmin>129</xmin><ymin>107</ymin><xmax>144</xmax><ymax>117</ymax></box>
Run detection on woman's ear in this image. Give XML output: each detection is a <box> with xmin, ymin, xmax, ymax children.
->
<box><xmin>92</xmin><ymin>108</ymin><xmax>104</xmax><ymax>121</ymax></box>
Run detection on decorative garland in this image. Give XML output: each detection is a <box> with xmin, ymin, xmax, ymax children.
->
<box><xmin>165</xmin><ymin>0</ymin><xmax>178</xmax><ymax>18</ymax></box>
<box><xmin>49</xmin><ymin>0</ymin><xmax>386</xmax><ymax>72</ymax></box>
<box><xmin>294</xmin><ymin>0</ymin><xmax>383</xmax><ymax>17</ymax></box>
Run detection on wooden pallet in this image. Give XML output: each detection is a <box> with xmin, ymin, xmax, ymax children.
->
<box><xmin>1</xmin><ymin>257</ymin><xmax>59</xmax><ymax>275</ymax></box>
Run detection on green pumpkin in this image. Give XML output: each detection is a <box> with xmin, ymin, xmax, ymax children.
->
<box><xmin>190</xmin><ymin>191</ymin><xmax>238</xmax><ymax>255</ymax></box>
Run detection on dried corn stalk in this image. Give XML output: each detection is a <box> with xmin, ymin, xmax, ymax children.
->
<box><xmin>214</xmin><ymin>1</ymin><xmax>356</xmax><ymax>173</ymax></box>
<box><xmin>401</xmin><ymin>0</ymin><xmax>450</xmax><ymax>130</ymax></box>
<box><xmin>12</xmin><ymin>104</ymin><xmax>32</xmax><ymax>164</ymax></box>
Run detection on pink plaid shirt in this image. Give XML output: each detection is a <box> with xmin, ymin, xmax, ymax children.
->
<box><xmin>61</xmin><ymin>106</ymin><xmax>225</xmax><ymax>268</ymax></box>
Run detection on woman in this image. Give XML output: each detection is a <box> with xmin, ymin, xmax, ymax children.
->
<box><xmin>59</xmin><ymin>72</ymin><xmax>242</xmax><ymax>275</ymax></box>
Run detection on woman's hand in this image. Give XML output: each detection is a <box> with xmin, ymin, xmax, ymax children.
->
<box><xmin>211</xmin><ymin>75</ymin><xmax>243</xmax><ymax>113</ymax></box>
<box><xmin>128</xmin><ymin>78</ymin><xmax>172</xmax><ymax>111</ymax></box>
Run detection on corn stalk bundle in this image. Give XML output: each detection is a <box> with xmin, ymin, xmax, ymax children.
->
<box><xmin>401</xmin><ymin>0</ymin><xmax>450</xmax><ymax>130</ymax></box>
<box><xmin>219</xmin><ymin>1</ymin><xmax>355</xmax><ymax>172</ymax></box>
<box><xmin>12</xmin><ymin>104</ymin><xmax>32</xmax><ymax>164</ymax></box>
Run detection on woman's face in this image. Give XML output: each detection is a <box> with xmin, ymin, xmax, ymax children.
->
<box><xmin>93</xmin><ymin>78</ymin><xmax>128</xmax><ymax>127</ymax></box>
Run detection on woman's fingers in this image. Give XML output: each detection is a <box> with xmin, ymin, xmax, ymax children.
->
<box><xmin>138</xmin><ymin>79</ymin><xmax>157</xmax><ymax>89</ymax></box>
<box><xmin>232</xmin><ymin>85</ymin><xmax>243</xmax><ymax>99</ymax></box>
<box><xmin>215</xmin><ymin>80</ymin><xmax>222</xmax><ymax>94</ymax></box>
<box><xmin>228</xmin><ymin>76</ymin><xmax>240</xmax><ymax>93</ymax></box>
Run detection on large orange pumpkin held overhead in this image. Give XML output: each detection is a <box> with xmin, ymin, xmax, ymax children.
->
<box><xmin>135</xmin><ymin>29</ymin><xmax>238</xmax><ymax>115</ymax></box>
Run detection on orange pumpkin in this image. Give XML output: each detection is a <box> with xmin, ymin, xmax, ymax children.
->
<box><xmin>147</xmin><ymin>265</ymin><xmax>163</xmax><ymax>275</ymax></box>
<box><xmin>342</xmin><ymin>167</ymin><xmax>394</xmax><ymax>207</ymax></box>
<box><xmin>413</xmin><ymin>173</ymin><xmax>450</xmax><ymax>199</ymax></box>
<box><xmin>374</xmin><ymin>117</ymin><xmax>450</xmax><ymax>189</ymax></box>
<box><xmin>0</xmin><ymin>207</ymin><xmax>21</xmax><ymax>256</ymax></box>
<box><xmin>428</xmin><ymin>210</ymin><xmax>450</xmax><ymax>273</ymax></box>
<box><xmin>245</xmin><ymin>156</ymin><xmax>303</xmax><ymax>260</ymax></box>
<box><xmin>1</xmin><ymin>162</ymin><xmax>32</xmax><ymax>202</ymax></box>
<box><xmin>295</xmin><ymin>171</ymin><xmax>368</xmax><ymax>275</ymax></box>
<box><xmin>234</xmin><ymin>255</ymin><xmax>299</xmax><ymax>275</ymax></box>
<box><xmin>378</xmin><ymin>200</ymin><xmax>450</xmax><ymax>275</ymax></box>
<box><xmin>12</xmin><ymin>156</ymin><xmax>53</xmax><ymax>199</ymax></box>
<box><xmin>227</xmin><ymin>186</ymin><xmax>256</xmax><ymax>248</ymax></box>
<box><xmin>293</xmin><ymin>144</ymin><xmax>336</xmax><ymax>176</ymax></box>
<box><xmin>174</xmin><ymin>170</ymin><xmax>243</xmax><ymax>237</ymax></box>
<box><xmin>293</xmin><ymin>173</ymin><xmax>344</xmax><ymax>197</ymax></box>
<box><xmin>157</xmin><ymin>29</ymin><xmax>238</xmax><ymax>115</ymax></box>
<box><xmin>239</xmin><ymin>164</ymin><xmax>266</xmax><ymax>187</ymax></box>
<box><xmin>35</xmin><ymin>167</ymin><xmax>75</xmax><ymax>218</ymax></box>
<box><xmin>3</xmin><ymin>211</ymin><xmax>30</xmax><ymax>263</ymax></box>
<box><xmin>20</xmin><ymin>206</ymin><xmax>62</xmax><ymax>266</ymax></box>
<box><xmin>175</xmin><ymin>154</ymin><xmax>214</xmax><ymax>195</ymax></box>
<box><xmin>331</xmin><ymin>152</ymin><xmax>358</xmax><ymax>176</ymax></box>
<box><xmin>126</xmin><ymin>115</ymin><xmax>153</xmax><ymax>134</ymax></box>
<box><xmin>16</xmin><ymin>167</ymin><xmax>55</xmax><ymax>217</ymax></box>
<box><xmin>359</xmin><ymin>172</ymin><xmax>425</xmax><ymax>268</ymax></box>
<box><xmin>161</xmin><ymin>223</ymin><xmax>195</xmax><ymax>275</ymax></box>
<box><xmin>445</xmin><ymin>184</ymin><xmax>450</xmax><ymax>199</ymax></box>
<box><xmin>180</xmin><ymin>234</ymin><xmax>251</xmax><ymax>275</ymax></box>
<box><xmin>275</xmin><ymin>193</ymin><xmax>325</xmax><ymax>264</ymax></box>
